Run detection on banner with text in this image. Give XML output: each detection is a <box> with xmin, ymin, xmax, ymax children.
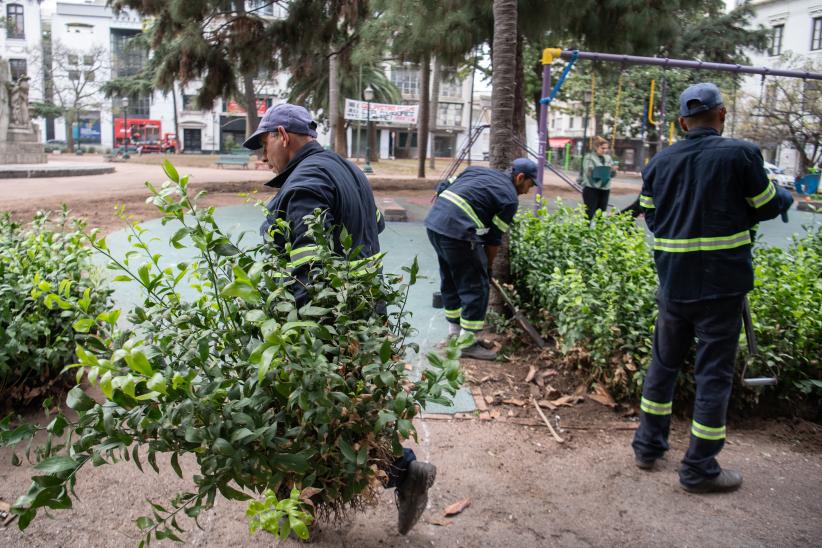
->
<box><xmin>344</xmin><ymin>99</ymin><xmax>418</xmax><ymax>124</ymax></box>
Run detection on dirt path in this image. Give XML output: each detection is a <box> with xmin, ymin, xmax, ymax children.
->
<box><xmin>1</xmin><ymin>414</ymin><xmax>820</xmax><ymax>547</ymax></box>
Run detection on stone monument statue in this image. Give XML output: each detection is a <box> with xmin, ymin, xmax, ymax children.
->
<box><xmin>0</xmin><ymin>57</ymin><xmax>46</xmax><ymax>164</ymax></box>
<box><xmin>9</xmin><ymin>76</ymin><xmax>32</xmax><ymax>129</ymax></box>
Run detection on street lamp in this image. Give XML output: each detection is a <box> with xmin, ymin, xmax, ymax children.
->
<box><xmin>121</xmin><ymin>96</ymin><xmax>130</xmax><ymax>159</ymax></box>
<box><xmin>362</xmin><ymin>85</ymin><xmax>374</xmax><ymax>174</ymax></box>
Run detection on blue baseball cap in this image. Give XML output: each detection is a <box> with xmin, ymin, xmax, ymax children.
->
<box><xmin>243</xmin><ymin>103</ymin><xmax>318</xmax><ymax>150</ymax></box>
<box><xmin>512</xmin><ymin>158</ymin><xmax>538</xmax><ymax>183</ymax></box>
<box><xmin>679</xmin><ymin>83</ymin><xmax>724</xmax><ymax>117</ymax></box>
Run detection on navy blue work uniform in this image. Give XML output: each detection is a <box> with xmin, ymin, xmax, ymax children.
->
<box><xmin>261</xmin><ymin>140</ymin><xmax>418</xmax><ymax>484</ymax></box>
<box><xmin>632</xmin><ymin>128</ymin><xmax>792</xmax><ymax>487</ymax></box>
<box><xmin>261</xmin><ymin>140</ymin><xmax>385</xmax><ymax>304</ymax></box>
<box><xmin>425</xmin><ymin>166</ymin><xmax>519</xmax><ymax>332</ymax></box>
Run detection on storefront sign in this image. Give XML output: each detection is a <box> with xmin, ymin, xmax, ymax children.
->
<box><xmin>344</xmin><ymin>99</ymin><xmax>418</xmax><ymax>124</ymax></box>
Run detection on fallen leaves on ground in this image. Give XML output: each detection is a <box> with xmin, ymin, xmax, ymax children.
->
<box><xmin>443</xmin><ymin>498</ymin><xmax>472</xmax><ymax>516</ymax></box>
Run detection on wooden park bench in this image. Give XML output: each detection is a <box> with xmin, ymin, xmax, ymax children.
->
<box><xmin>216</xmin><ymin>154</ymin><xmax>251</xmax><ymax>169</ymax></box>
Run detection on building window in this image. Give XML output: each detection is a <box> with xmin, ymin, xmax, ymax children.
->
<box><xmin>247</xmin><ymin>0</ymin><xmax>274</xmax><ymax>16</ymax></box>
<box><xmin>568</xmin><ymin>116</ymin><xmax>575</xmax><ymax>129</ymax></box>
<box><xmin>391</xmin><ymin>65</ymin><xmax>420</xmax><ymax>97</ymax></box>
<box><xmin>6</xmin><ymin>4</ymin><xmax>25</xmax><ymax>39</ymax></box>
<box><xmin>439</xmin><ymin>71</ymin><xmax>462</xmax><ymax>99</ymax></box>
<box><xmin>812</xmin><ymin>17</ymin><xmax>822</xmax><ymax>51</ymax></box>
<box><xmin>182</xmin><ymin>94</ymin><xmax>200</xmax><ymax>111</ymax></box>
<box><xmin>769</xmin><ymin>24</ymin><xmax>784</xmax><ymax>56</ymax></box>
<box><xmin>111</xmin><ymin>29</ymin><xmax>147</xmax><ymax>78</ymax></box>
<box><xmin>9</xmin><ymin>59</ymin><xmax>27</xmax><ymax>81</ymax></box>
<box><xmin>437</xmin><ymin>102</ymin><xmax>463</xmax><ymax>127</ymax></box>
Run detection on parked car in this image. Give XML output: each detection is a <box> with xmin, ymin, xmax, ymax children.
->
<box><xmin>44</xmin><ymin>139</ymin><xmax>67</xmax><ymax>153</ymax></box>
<box><xmin>764</xmin><ymin>161</ymin><xmax>794</xmax><ymax>189</ymax></box>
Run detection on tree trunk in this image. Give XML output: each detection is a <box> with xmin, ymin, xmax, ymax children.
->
<box><xmin>171</xmin><ymin>81</ymin><xmax>180</xmax><ymax>153</ymax></box>
<box><xmin>234</xmin><ymin>0</ymin><xmax>258</xmax><ymax>140</ymax></box>
<box><xmin>489</xmin><ymin>0</ymin><xmax>517</xmax><ymax>171</ymax></box>
<box><xmin>512</xmin><ymin>30</ymin><xmax>526</xmax><ymax>155</ymax></box>
<box><xmin>335</xmin><ymin>120</ymin><xmax>347</xmax><ymax>157</ymax></box>
<box><xmin>489</xmin><ymin>0</ymin><xmax>518</xmax><ymax>306</ymax></box>
<box><xmin>65</xmin><ymin>113</ymin><xmax>75</xmax><ymax>153</ymax></box>
<box><xmin>328</xmin><ymin>50</ymin><xmax>339</xmax><ymax>152</ymax></box>
<box><xmin>417</xmin><ymin>53</ymin><xmax>430</xmax><ymax>178</ymax></box>
<box><xmin>429</xmin><ymin>55</ymin><xmax>440</xmax><ymax>170</ymax></box>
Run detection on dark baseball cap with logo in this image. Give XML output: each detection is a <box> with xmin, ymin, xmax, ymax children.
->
<box><xmin>679</xmin><ymin>83</ymin><xmax>724</xmax><ymax>117</ymax></box>
<box><xmin>512</xmin><ymin>158</ymin><xmax>538</xmax><ymax>183</ymax></box>
<box><xmin>243</xmin><ymin>103</ymin><xmax>318</xmax><ymax>150</ymax></box>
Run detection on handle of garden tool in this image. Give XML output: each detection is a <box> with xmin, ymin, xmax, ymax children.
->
<box><xmin>742</xmin><ymin>297</ymin><xmax>757</xmax><ymax>356</ymax></box>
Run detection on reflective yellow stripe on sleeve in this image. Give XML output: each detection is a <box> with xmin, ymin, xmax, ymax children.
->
<box><xmin>492</xmin><ymin>215</ymin><xmax>510</xmax><ymax>233</ymax></box>
<box><xmin>639</xmin><ymin>194</ymin><xmax>655</xmax><ymax>209</ymax></box>
<box><xmin>746</xmin><ymin>182</ymin><xmax>776</xmax><ymax>209</ymax></box>
<box><xmin>288</xmin><ymin>245</ymin><xmax>321</xmax><ymax>268</ymax></box>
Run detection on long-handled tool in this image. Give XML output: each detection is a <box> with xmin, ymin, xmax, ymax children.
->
<box><xmin>491</xmin><ymin>277</ymin><xmax>546</xmax><ymax>348</ymax></box>
<box><xmin>741</xmin><ymin>296</ymin><xmax>777</xmax><ymax>387</ymax></box>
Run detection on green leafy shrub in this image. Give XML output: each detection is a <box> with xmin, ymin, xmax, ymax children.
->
<box><xmin>748</xmin><ymin>226</ymin><xmax>822</xmax><ymax>404</ymax></box>
<box><xmin>510</xmin><ymin>200</ymin><xmax>821</xmax><ymax>413</ymax></box>
<box><xmin>0</xmin><ymin>209</ymin><xmax>112</xmax><ymax>405</ymax></box>
<box><xmin>510</xmin><ymin>201</ymin><xmax>657</xmax><ymax>399</ymax></box>
<box><xmin>1</xmin><ymin>162</ymin><xmax>462</xmax><ymax>543</ymax></box>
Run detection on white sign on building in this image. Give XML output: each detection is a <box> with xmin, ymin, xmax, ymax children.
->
<box><xmin>344</xmin><ymin>98</ymin><xmax>418</xmax><ymax>124</ymax></box>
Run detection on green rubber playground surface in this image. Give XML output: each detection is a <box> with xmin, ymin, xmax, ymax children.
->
<box><xmin>101</xmin><ymin>206</ymin><xmax>478</xmax><ymax>415</ymax></box>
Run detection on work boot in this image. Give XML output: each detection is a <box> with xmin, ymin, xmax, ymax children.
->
<box><xmin>395</xmin><ymin>461</ymin><xmax>437</xmax><ymax>535</ymax></box>
<box><xmin>681</xmin><ymin>469</ymin><xmax>743</xmax><ymax>494</ymax></box>
<box><xmin>635</xmin><ymin>456</ymin><xmax>656</xmax><ymax>470</ymax></box>
<box><xmin>461</xmin><ymin>342</ymin><xmax>497</xmax><ymax>361</ymax></box>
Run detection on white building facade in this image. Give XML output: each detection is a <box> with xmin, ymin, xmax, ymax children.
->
<box><xmin>1</xmin><ymin>0</ymin><xmax>45</xmax><ymax>137</ymax></box>
<box><xmin>743</xmin><ymin>0</ymin><xmax>822</xmax><ymax>173</ymax></box>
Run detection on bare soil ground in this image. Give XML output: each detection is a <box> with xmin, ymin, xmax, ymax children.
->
<box><xmin>1</xmin><ymin>160</ymin><xmax>819</xmax><ymax>547</ymax></box>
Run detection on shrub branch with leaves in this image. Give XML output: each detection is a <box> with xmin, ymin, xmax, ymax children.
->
<box><xmin>1</xmin><ymin>161</ymin><xmax>463</xmax><ymax>544</ymax></box>
<box><xmin>0</xmin><ymin>209</ymin><xmax>112</xmax><ymax>406</ymax></box>
<box><xmin>510</xmin><ymin>200</ymin><xmax>821</xmax><ymax>414</ymax></box>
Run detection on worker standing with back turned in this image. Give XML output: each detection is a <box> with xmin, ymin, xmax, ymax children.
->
<box><xmin>631</xmin><ymin>83</ymin><xmax>793</xmax><ymax>493</ymax></box>
<box><xmin>425</xmin><ymin>158</ymin><xmax>537</xmax><ymax>361</ymax></box>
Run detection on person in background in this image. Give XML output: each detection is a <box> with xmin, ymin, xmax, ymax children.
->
<box><xmin>581</xmin><ymin>136</ymin><xmax>618</xmax><ymax>220</ymax></box>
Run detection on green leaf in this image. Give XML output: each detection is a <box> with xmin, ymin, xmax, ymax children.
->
<box><xmin>170</xmin><ymin>452</ymin><xmax>183</xmax><ymax>479</ymax></box>
<box><xmin>66</xmin><ymin>386</ymin><xmax>96</xmax><ymax>412</ymax></box>
<box><xmin>34</xmin><ymin>456</ymin><xmax>78</xmax><ymax>474</ymax></box>
<box><xmin>220</xmin><ymin>281</ymin><xmax>261</xmax><ymax>302</ymax></box>
<box><xmin>380</xmin><ymin>340</ymin><xmax>393</xmax><ymax>363</ymax></box>
<box><xmin>136</xmin><ymin>516</ymin><xmax>154</xmax><ymax>530</ymax></box>
<box><xmin>162</xmin><ymin>159</ymin><xmax>180</xmax><ymax>182</ymax></box>
<box><xmin>125</xmin><ymin>350</ymin><xmax>154</xmax><ymax>376</ymax></box>
<box><xmin>339</xmin><ymin>438</ymin><xmax>356</xmax><ymax>463</ymax></box>
<box><xmin>72</xmin><ymin>318</ymin><xmax>95</xmax><ymax>333</ymax></box>
<box><xmin>213</xmin><ymin>241</ymin><xmax>241</xmax><ymax>257</ymax></box>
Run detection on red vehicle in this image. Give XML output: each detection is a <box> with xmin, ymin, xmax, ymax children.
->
<box><xmin>114</xmin><ymin>119</ymin><xmax>176</xmax><ymax>153</ymax></box>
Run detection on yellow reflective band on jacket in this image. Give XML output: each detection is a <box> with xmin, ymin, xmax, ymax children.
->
<box><xmin>440</xmin><ymin>190</ymin><xmax>486</xmax><ymax>230</ymax></box>
<box><xmin>653</xmin><ymin>230</ymin><xmax>751</xmax><ymax>253</ymax></box>
<box><xmin>460</xmin><ymin>318</ymin><xmax>484</xmax><ymax>331</ymax></box>
<box><xmin>639</xmin><ymin>194</ymin><xmax>655</xmax><ymax>209</ymax></box>
<box><xmin>444</xmin><ymin>308</ymin><xmax>461</xmax><ymax>319</ymax></box>
<box><xmin>691</xmin><ymin>420</ymin><xmax>726</xmax><ymax>441</ymax></box>
<box><xmin>640</xmin><ymin>397</ymin><xmax>672</xmax><ymax>416</ymax></box>
<box><xmin>492</xmin><ymin>215</ymin><xmax>510</xmax><ymax>233</ymax></box>
<box><xmin>288</xmin><ymin>245</ymin><xmax>321</xmax><ymax>268</ymax></box>
<box><xmin>746</xmin><ymin>182</ymin><xmax>776</xmax><ymax>209</ymax></box>
<box><xmin>376</xmin><ymin>209</ymin><xmax>382</xmax><ymax>222</ymax></box>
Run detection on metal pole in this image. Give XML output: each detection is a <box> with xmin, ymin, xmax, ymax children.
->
<box><xmin>122</xmin><ymin>99</ymin><xmax>130</xmax><ymax>159</ymax></box>
<box><xmin>557</xmin><ymin>49</ymin><xmax>822</xmax><ymax>80</ymax></box>
<box><xmin>363</xmin><ymin>99</ymin><xmax>373</xmax><ymax>174</ymax></box>
<box><xmin>467</xmin><ymin>47</ymin><xmax>477</xmax><ymax>166</ymax></box>
<box><xmin>537</xmin><ymin>51</ymin><xmax>555</xmax><ymax>203</ymax></box>
<box><xmin>580</xmin><ymin>103</ymin><xmax>589</xmax><ymax>177</ymax></box>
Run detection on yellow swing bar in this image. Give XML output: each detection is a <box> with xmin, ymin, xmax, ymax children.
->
<box><xmin>610</xmin><ymin>73</ymin><xmax>623</xmax><ymax>150</ymax></box>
